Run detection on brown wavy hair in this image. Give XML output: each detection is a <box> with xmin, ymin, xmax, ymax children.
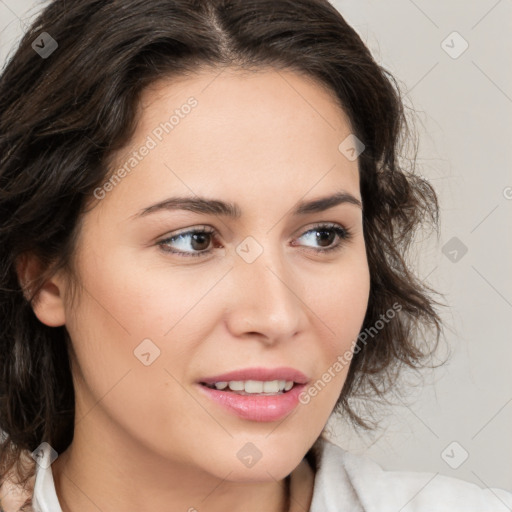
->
<box><xmin>0</xmin><ymin>0</ymin><xmax>445</xmax><ymax>495</ymax></box>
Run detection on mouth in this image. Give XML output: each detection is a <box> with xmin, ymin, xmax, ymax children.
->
<box><xmin>197</xmin><ymin>366</ymin><xmax>309</xmax><ymax>396</ymax></box>
<box><xmin>195</xmin><ymin>367</ymin><xmax>309</xmax><ymax>421</ymax></box>
<box><xmin>199</xmin><ymin>379</ymin><xmax>299</xmax><ymax>396</ymax></box>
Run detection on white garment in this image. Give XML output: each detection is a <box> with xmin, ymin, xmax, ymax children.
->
<box><xmin>31</xmin><ymin>438</ymin><xmax>512</xmax><ymax>512</ymax></box>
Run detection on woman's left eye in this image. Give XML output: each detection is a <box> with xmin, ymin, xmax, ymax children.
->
<box><xmin>157</xmin><ymin>223</ymin><xmax>352</xmax><ymax>258</ymax></box>
<box><xmin>294</xmin><ymin>223</ymin><xmax>351</xmax><ymax>253</ymax></box>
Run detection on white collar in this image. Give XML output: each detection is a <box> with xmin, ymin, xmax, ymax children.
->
<box><xmin>32</xmin><ymin>443</ymin><xmax>62</xmax><ymax>512</ymax></box>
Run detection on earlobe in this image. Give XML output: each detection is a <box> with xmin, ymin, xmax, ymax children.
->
<box><xmin>15</xmin><ymin>252</ymin><xmax>67</xmax><ymax>327</ymax></box>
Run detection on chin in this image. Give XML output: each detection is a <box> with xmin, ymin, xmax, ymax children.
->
<box><xmin>200</xmin><ymin>437</ymin><xmax>306</xmax><ymax>482</ymax></box>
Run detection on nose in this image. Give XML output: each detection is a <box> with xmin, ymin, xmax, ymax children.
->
<box><xmin>224</xmin><ymin>244</ymin><xmax>305</xmax><ymax>344</ymax></box>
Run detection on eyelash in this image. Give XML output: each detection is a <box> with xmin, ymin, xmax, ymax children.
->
<box><xmin>157</xmin><ymin>223</ymin><xmax>352</xmax><ymax>258</ymax></box>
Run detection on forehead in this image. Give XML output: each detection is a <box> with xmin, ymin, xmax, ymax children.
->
<box><xmin>97</xmin><ymin>67</ymin><xmax>361</xmax><ymax>219</ymax></box>
<box><xmin>129</xmin><ymin>66</ymin><xmax>354</xmax><ymax>158</ymax></box>
<box><xmin>139</xmin><ymin>66</ymin><xmax>349</xmax><ymax>122</ymax></box>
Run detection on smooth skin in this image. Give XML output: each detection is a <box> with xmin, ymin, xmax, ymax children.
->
<box><xmin>18</xmin><ymin>67</ymin><xmax>371</xmax><ymax>512</ymax></box>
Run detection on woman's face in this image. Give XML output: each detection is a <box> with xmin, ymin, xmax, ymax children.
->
<box><xmin>47</xmin><ymin>68</ymin><xmax>370</xmax><ymax>481</ymax></box>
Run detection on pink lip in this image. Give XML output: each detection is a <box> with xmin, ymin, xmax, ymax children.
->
<box><xmin>197</xmin><ymin>382</ymin><xmax>307</xmax><ymax>422</ymax></box>
<box><xmin>196</xmin><ymin>366</ymin><xmax>309</xmax><ymax>422</ymax></box>
<box><xmin>198</xmin><ymin>366</ymin><xmax>309</xmax><ymax>385</ymax></box>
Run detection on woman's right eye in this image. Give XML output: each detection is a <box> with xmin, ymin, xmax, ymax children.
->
<box><xmin>157</xmin><ymin>227</ymin><xmax>217</xmax><ymax>258</ymax></box>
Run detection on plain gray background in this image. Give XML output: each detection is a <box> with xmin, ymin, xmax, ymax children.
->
<box><xmin>1</xmin><ymin>0</ymin><xmax>511</xmax><ymax>494</ymax></box>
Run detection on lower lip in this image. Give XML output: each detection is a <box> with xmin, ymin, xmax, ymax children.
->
<box><xmin>196</xmin><ymin>383</ymin><xmax>307</xmax><ymax>422</ymax></box>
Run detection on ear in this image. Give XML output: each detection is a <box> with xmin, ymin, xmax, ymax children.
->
<box><xmin>15</xmin><ymin>252</ymin><xmax>67</xmax><ymax>327</ymax></box>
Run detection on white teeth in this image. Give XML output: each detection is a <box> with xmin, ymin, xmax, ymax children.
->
<box><xmin>210</xmin><ymin>380</ymin><xmax>295</xmax><ymax>393</ymax></box>
<box><xmin>262</xmin><ymin>380</ymin><xmax>280</xmax><ymax>393</ymax></box>
<box><xmin>245</xmin><ymin>380</ymin><xmax>264</xmax><ymax>393</ymax></box>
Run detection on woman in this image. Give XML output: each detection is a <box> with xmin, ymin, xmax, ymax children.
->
<box><xmin>0</xmin><ymin>1</ymin><xmax>510</xmax><ymax>511</ymax></box>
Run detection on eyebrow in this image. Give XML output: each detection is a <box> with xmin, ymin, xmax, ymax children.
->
<box><xmin>132</xmin><ymin>191</ymin><xmax>362</xmax><ymax>220</ymax></box>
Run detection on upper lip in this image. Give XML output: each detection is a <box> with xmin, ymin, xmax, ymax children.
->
<box><xmin>198</xmin><ymin>367</ymin><xmax>309</xmax><ymax>385</ymax></box>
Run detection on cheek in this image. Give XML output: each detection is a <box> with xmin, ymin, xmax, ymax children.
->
<box><xmin>64</xmin><ymin>246</ymin><xmax>228</xmax><ymax>394</ymax></box>
<box><xmin>72</xmin><ymin>242</ymin><xmax>211</xmax><ymax>337</ymax></box>
<box><xmin>63</xmin><ymin>254</ymin><xmax>204</xmax><ymax>447</ymax></box>
<box><xmin>313</xmin><ymin>253</ymin><xmax>370</xmax><ymax>342</ymax></box>
<box><xmin>301</xmin><ymin>253</ymin><xmax>370</xmax><ymax>398</ymax></box>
